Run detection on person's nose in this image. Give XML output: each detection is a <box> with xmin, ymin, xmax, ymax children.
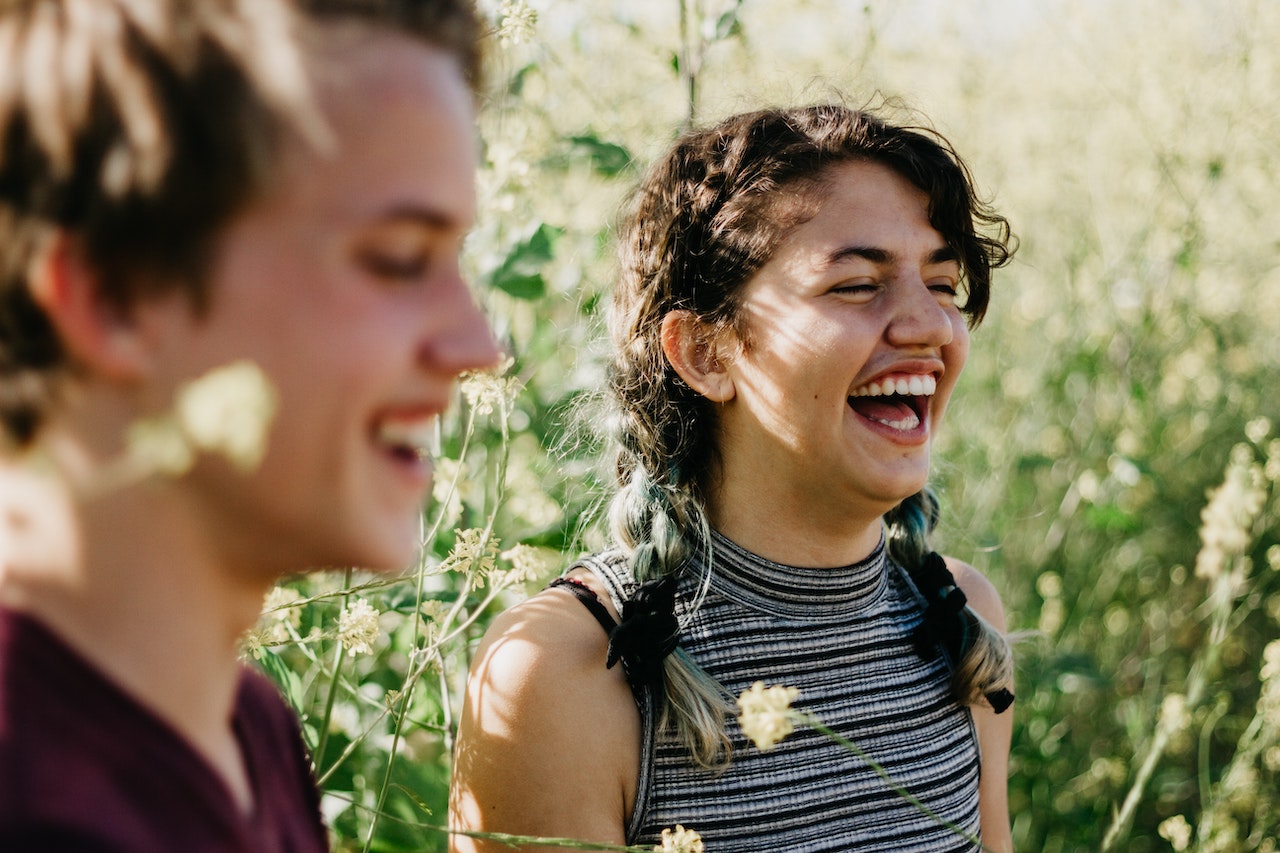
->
<box><xmin>884</xmin><ymin>277</ymin><xmax>956</xmax><ymax>351</ymax></box>
<box><xmin>418</xmin><ymin>271</ymin><xmax>502</xmax><ymax>376</ymax></box>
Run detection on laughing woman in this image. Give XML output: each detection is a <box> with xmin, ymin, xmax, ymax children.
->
<box><xmin>451</xmin><ymin>104</ymin><xmax>1017</xmax><ymax>853</ymax></box>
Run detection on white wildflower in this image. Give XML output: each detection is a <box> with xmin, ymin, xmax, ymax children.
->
<box><xmin>1245</xmin><ymin>416</ymin><xmax>1272</xmax><ymax>445</ymax></box>
<box><xmin>1195</xmin><ymin>445</ymin><xmax>1266</xmax><ymax>580</ymax></box>
<box><xmin>737</xmin><ymin>681</ymin><xmax>800</xmax><ymax>751</ymax></box>
<box><xmin>175</xmin><ymin>360</ymin><xmax>277</xmax><ymax>471</ymax></box>
<box><xmin>125</xmin><ymin>416</ymin><xmax>194</xmax><ymax>477</ymax></box>
<box><xmin>654</xmin><ymin>824</ymin><xmax>704</xmax><ymax>853</ymax></box>
<box><xmin>499</xmin><ymin>543</ymin><xmax>556</xmax><ymax>584</ymax></box>
<box><xmin>1158</xmin><ymin>815</ymin><xmax>1193</xmax><ymax>851</ymax></box>
<box><xmin>460</xmin><ymin>357</ymin><xmax>519</xmax><ymax>416</ymax></box>
<box><xmin>439</xmin><ymin>528</ymin><xmax>501</xmax><ymax>587</ymax></box>
<box><xmin>337</xmin><ymin>599</ymin><xmax>380</xmax><ymax>656</ymax></box>
<box><xmin>496</xmin><ymin>0</ymin><xmax>537</xmax><ymax>47</ymax></box>
<box><xmin>1259</xmin><ymin>640</ymin><xmax>1280</xmax><ymax>728</ymax></box>
<box><xmin>1158</xmin><ymin>693</ymin><xmax>1191</xmax><ymax>736</ymax></box>
<box><xmin>261</xmin><ymin>586</ymin><xmax>303</xmax><ymax>644</ymax></box>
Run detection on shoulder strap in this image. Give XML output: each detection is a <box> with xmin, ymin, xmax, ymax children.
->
<box><xmin>548</xmin><ymin>577</ymin><xmax>617</xmax><ymax>637</ymax></box>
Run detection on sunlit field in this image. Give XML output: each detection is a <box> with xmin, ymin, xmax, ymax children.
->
<box><xmin>248</xmin><ymin>1</ymin><xmax>1280</xmax><ymax>850</ymax></box>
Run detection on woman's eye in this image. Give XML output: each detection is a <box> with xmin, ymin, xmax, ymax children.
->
<box><xmin>834</xmin><ymin>281</ymin><xmax>878</xmax><ymax>295</ymax></box>
<box><xmin>929</xmin><ymin>281</ymin><xmax>959</xmax><ymax>298</ymax></box>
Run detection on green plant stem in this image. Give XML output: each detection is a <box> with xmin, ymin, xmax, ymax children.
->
<box><xmin>364</xmin><ymin>395</ymin><xmax>513</xmax><ymax>850</ymax></box>
<box><xmin>313</xmin><ymin>567</ymin><xmax>353</xmax><ymax>773</ymax></box>
<box><xmin>1100</xmin><ymin>562</ymin><xmax>1237</xmax><ymax>851</ymax></box>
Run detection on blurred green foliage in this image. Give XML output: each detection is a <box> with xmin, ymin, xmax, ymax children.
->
<box><xmin>250</xmin><ymin>1</ymin><xmax>1280</xmax><ymax>850</ymax></box>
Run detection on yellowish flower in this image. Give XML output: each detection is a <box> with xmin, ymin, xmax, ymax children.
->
<box><xmin>175</xmin><ymin>360</ymin><xmax>278</xmax><ymax>472</ymax></box>
<box><xmin>460</xmin><ymin>357</ymin><xmax>519</xmax><ymax>416</ymax></box>
<box><xmin>654</xmin><ymin>824</ymin><xmax>704</xmax><ymax>853</ymax></box>
<box><xmin>1195</xmin><ymin>445</ymin><xmax>1266</xmax><ymax>580</ymax></box>
<box><xmin>499</xmin><ymin>543</ymin><xmax>557</xmax><ymax>584</ymax></box>
<box><xmin>261</xmin><ymin>586</ymin><xmax>303</xmax><ymax>644</ymax></box>
<box><xmin>125</xmin><ymin>416</ymin><xmax>195</xmax><ymax>477</ymax></box>
<box><xmin>1158</xmin><ymin>693</ymin><xmax>1192</xmax><ymax>736</ymax></box>
<box><xmin>337</xmin><ymin>599</ymin><xmax>380</xmax><ymax>656</ymax></box>
<box><xmin>439</xmin><ymin>528</ymin><xmax>501</xmax><ymax>586</ymax></box>
<box><xmin>496</xmin><ymin>0</ymin><xmax>537</xmax><ymax>47</ymax></box>
<box><xmin>1158</xmin><ymin>815</ymin><xmax>1193</xmax><ymax>851</ymax></box>
<box><xmin>737</xmin><ymin>681</ymin><xmax>800</xmax><ymax>751</ymax></box>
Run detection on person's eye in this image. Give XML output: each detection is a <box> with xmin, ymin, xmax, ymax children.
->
<box><xmin>356</xmin><ymin>248</ymin><xmax>430</xmax><ymax>282</ymax></box>
<box><xmin>832</xmin><ymin>281</ymin><xmax>878</xmax><ymax>296</ymax></box>
<box><xmin>928</xmin><ymin>280</ymin><xmax>959</xmax><ymax>299</ymax></box>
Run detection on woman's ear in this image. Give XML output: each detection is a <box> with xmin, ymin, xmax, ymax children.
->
<box><xmin>660</xmin><ymin>310</ymin><xmax>735</xmax><ymax>402</ymax></box>
<box><xmin>26</xmin><ymin>231</ymin><xmax>153</xmax><ymax>381</ymax></box>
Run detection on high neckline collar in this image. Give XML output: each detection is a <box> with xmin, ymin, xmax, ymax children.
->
<box><xmin>692</xmin><ymin>529</ymin><xmax>891</xmax><ymax>620</ymax></box>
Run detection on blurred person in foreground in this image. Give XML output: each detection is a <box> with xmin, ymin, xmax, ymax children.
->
<box><xmin>0</xmin><ymin>0</ymin><xmax>498</xmax><ymax>848</ymax></box>
<box><xmin>451</xmin><ymin>104</ymin><xmax>1017</xmax><ymax>852</ymax></box>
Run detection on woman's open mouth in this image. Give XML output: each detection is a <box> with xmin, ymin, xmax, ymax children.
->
<box><xmin>847</xmin><ymin>374</ymin><xmax>935</xmax><ymax>432</ymax></box>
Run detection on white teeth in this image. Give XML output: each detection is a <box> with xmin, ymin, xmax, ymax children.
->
<box><xmin>873</xmin><ymin>412</ymin><xmax>922</xmax><ymax>431</ymax></box>
<box><xmin>377</xmin><ymin>419</ymin><xmax>436</xmax><ymax>455</ymax></box>
<box><xmin>850</xmin><ymin>375</ymin><xmax>936</xmax><ymax>398</ymax></box>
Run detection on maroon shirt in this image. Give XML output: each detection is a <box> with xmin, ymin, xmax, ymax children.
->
<box><xmin>0</xmin><ymin>609</ymin><xmax>328</xmax><ymax>852</ymax></box>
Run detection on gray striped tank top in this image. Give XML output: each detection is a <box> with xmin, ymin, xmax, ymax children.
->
<box><xmin>576</xmin><ymin>531</ymin><xmax>983</xmax><ymax>852</ymax></box>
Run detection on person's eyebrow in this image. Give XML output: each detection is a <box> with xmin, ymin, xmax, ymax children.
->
<box><xmin>823</xmin><ymin>244</ymin><xmax>959</xmax><ymax>268</ymax></box>
<box><xmin>368</xmin><ymin>203</ymin><xmax>468</xmax><ymax>232</ymax></box>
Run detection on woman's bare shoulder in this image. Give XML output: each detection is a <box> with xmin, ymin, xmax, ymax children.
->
<box><xmin>449</xmin><ymin>579</ymin><xmax>639</xmax><ymax>851</ymax></box>
<box><xmin>941</xmin><ymin>556</ymin><xmax>1007</xmax><ymax>632</ymax></box>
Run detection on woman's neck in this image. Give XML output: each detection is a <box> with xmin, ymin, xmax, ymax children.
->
<box><xmin>709</xmin><ymin>496</ymin><xmax>884</xmax><ymax>568</ymax></box>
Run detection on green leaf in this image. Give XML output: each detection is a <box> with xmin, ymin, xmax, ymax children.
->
<box><xmin>713</xmin><ymin>9</ymin><xmax>742</xmax><ymax>41</ymax></box>
<box><xmin>567</xmin><ymin>133</ymin><xmax>634</xmax><ymax>177</ymax></box>
<box><xmin>489</xmin><ymin>224</ymin><xmax>562</xmax><ymax>300</ymax></box>
<box><xmin>255</xmin><ymin>648</ymin><xmax>304</xmax><ymax>712</ymax></box>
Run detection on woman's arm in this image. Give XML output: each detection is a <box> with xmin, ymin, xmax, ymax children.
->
<box><xmin>947</xmin><ymin>558</ymin><xmax>1015</xmax><ymax>853</ymax></box>
<box><xmin>449</xmin><ymin>581</ymin><xmax>641</xmax><ymax>852</ymax></box>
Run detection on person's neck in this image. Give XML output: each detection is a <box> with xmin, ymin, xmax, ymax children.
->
<box><xmin>1</xmin><ymin>455</ymin><xmax>268</xmax><ymax>814</ymax></box>
<box><xmin>709</xmin><ymin>486</ymin><xmax>885</xmax><ymax>568</ymax></box>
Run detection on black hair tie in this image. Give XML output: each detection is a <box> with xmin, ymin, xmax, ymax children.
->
<box><xmin>607</xmin><ymin>575</ymin><xmax>680</xmax><ymax>689</ymax></box>
<box><xmin>913</xmin><ymin>551</ymin><xmax>1015</xmax><ymax>714</ymax></box>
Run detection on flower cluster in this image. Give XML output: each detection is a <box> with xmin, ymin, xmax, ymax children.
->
<box><xmin>126</xmin><ymin>360</ymin><xmax>277</xmax><ymax>477</ymax></box>
<box><xmin>654</xmin><ymin>824</ymin><xmax>704</xmax><ymax>853</ymax></box>
<box><xmin>337</xmin><ymin>599</ymin><xmax>381</xmax><ymax>656</ymax></box>
<box><xmin>460</xmin><ymin>357</ymin><xmax>520</xmax><ymax>417</ymax></box>
<box><xmin>1157</xmin><ymin>814</ymin><xmax>1193</xmax><ymax>851</ymax></box>
<box><xmin>496</xmin><ymin>0</ymin><xmax>537</xmax><ymax>47</ymax></box>
<box><xmin>260</xmin><ymin>586</ymin><xmax>303</xmax><ymax>645</ymax></box>
<box><xmin>439</xmin><ymin>528</ymin><xmax>501</xmax><ymax>585</ymax></box>
<box><xmin>1195</xmin><ymin>444</ymin><xmax>1267</xmax><ymax>580</ymax></box>
<box><xmin>1260</xmin><ymin>640</ymin><xmax>1280</xmax><ymax>729</ymax></box>
<box><xmin>498</xmin><ymin>543</ymin><xmax>556</xmax><ymax>584</ymax></box>
<box><xmin>737</xmin><ymin>681</ymin><xmax>800</xmax><ymax>752</ymax></box>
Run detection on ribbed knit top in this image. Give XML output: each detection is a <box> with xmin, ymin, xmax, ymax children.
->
<box><xmin>576</xmin><ymin>531</ymin><xmax>983</xmax><ymax>852</ymax></box>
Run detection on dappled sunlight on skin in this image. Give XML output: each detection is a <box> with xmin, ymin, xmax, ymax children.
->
<box><xmin>706</xmin><ymin>161</ymin><xmax>967</xmax><ymax>568</ymax></box>
<box><xmin>450</xmin><ymin>587</ymin><xmax>640</xmax><ymax>853</ymax></box>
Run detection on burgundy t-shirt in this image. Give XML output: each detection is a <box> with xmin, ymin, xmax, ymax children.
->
<box><xmin>0</xmin><ymin>609</ymin><xmax>328</xmax><ymax>852</ymax></box>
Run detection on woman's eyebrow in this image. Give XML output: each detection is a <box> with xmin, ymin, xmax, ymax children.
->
<box><xmin>822</xmin><ymin>244</ymin><xmax>957</xmax><ymax>268</ymax></box>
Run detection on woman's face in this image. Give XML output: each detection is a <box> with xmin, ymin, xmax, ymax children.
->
<box><xmin>140</xmin><ymin>30</ymin><xmax>499</xmax><ymax>575</ymax></box>
<box><xmin>708</xmin><ymin>159</ymin><xmax>970</xmax><ymax>530</ymax></box>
